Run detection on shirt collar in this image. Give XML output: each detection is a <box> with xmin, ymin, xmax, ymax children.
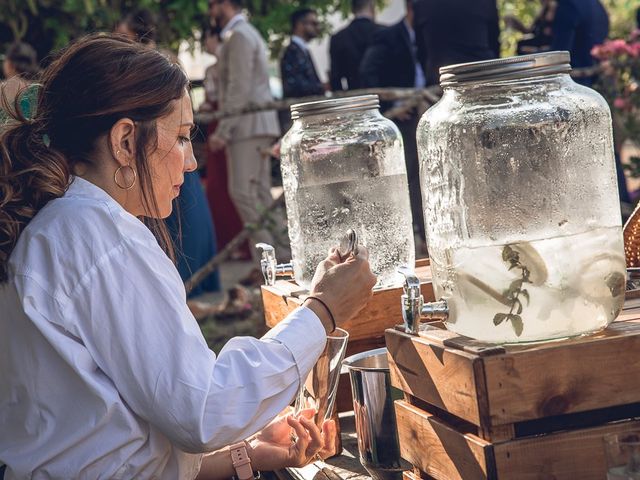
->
<box><xmin>291</xmin><ymin>35</ymin><xmax>308</xmax><ymax>51</ymax></box>
<box><xmin>221</xmin><ymin>13</ymin><xmax>245</xmax><ymax>37</ymax></box>
<box><xmin>67</xmin><ymin>176</ymin><xmax>123</xmax><ymax>211</ymax></box>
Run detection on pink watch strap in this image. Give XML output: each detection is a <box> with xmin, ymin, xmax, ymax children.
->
<box><xmin>230</xmin><ymin>442</ymin><xmax>254</xmax><ymax>480</ymax></box>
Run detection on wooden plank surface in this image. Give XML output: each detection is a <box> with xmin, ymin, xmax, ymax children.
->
<box><xmin>261</xmin><ymin>281</ymin><xmax>305</xmax><ymax>330</ymax></box>
<box><xmin>493</xmin><ymin>418</ymin><xmax>640</xmax><ymax>479</ymax></box>
<box><xmin>395</xmin><ymin>400</ymin><xmax>493</xmax><ymax>480</ymax></box>
<box><xmin>483</xmin><ymin>317</ymin><xmax>640</xmax><ymax>426</ymax></box>
<box><xmin>262</xmin><ymin>262</ymin><xmax>433</xmax><ymax>341</ymax></box>
<box><xmin>386</xmin><ymin>328</ymin><xmax>484</xmax><ymax>426</ymax></box>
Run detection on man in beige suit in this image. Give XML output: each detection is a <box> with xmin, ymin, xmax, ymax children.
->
<box><xmin>208</xmin><ymin>0</ymin><xmax>281</xmax><ymax>260</ymax></box>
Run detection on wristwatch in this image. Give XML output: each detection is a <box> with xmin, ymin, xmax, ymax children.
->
<box><xmin>230</xmin><ymin>441</ymin><xmax>258</xmax><ymax>480</ymax></box>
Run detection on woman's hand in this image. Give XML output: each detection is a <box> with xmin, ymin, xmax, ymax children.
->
<box><xmin>247</xmin><ymin>408</ymin><xmax>337</xmax><ymax>471</ymax></box>
<box><xmin>304</xmin><ymin>246</ymin><xmax>377</xmax><ymax>332</ymax></box>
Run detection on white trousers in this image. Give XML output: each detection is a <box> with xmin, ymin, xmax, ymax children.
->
<box><xmin>227</xmin><ymin>136</ymin><xmax>276</xmax><ymax>260</ymax></box>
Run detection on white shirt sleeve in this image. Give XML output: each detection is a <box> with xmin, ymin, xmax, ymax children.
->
<box><xmin>62</xmin><ymin>236</ymin><xmax>327</xmax><ymax>453</ymax></box>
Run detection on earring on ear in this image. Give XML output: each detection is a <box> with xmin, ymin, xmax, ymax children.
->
<box><xmin>114</xmin><ymin>149</ymin><xmax>137</xmax><ymax>190</ymax></box>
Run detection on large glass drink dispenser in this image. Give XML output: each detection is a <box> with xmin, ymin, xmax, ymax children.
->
<box><xmin>280</xmin><ymin>95</ymin><xmax>415</xmax><ymax>289</ymax></box>
<box><xmin>417</xmin><ymin>52</ymin><xmax>626</xmax><ymax>343</ymax></box>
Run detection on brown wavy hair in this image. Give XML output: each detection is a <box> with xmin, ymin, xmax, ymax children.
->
<box><xmin>0</xmin><ymin>34</ymin><xmax>189</xmax><ymax>283</ymax></box>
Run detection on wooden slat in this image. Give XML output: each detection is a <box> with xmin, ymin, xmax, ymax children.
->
<box><xmin>483</xmin><ymin>318</ymin><xmax>640</xmax><ymax>426</ymax></box>
<box><xmin>261</xmin><ymin>282</ymin><xmax>304</xmax><ymax>329</ymax></box>
<box><xmin>395</xmin><ymin>400</ymin><xmax>493</xmax><ymax>480</ymax></box>
<box><xmin>262</xmin><ymin>262</ymin><xmax>434</xmax><ymax>341</ymax></box>
<box><xmin>493</xmin><ymin>419</ymin><xmax>640</xmax><ymax>479</ymax></box>
<box><xmin>386</xmin><ymin>328</ymin><xmax>484</xmax><ymax>426</ymax></box>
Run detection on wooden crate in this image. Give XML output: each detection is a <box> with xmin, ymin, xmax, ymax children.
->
<box><xmin>385</xmin><ymin>299</ymin><xmax>640</xmax><ymax>480</ymax></box>
<box><xmin>261</xmin><ymin>259</ymin><xmax>434</xmax><ymax>412</ymax></box>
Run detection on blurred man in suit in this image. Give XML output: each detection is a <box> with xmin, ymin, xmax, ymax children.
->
<box><xmin>551</xmin><ymin>0</ymin><xmax>608</xmax><ymax>86</ymax></box>
<box><xmin>329</xmin><ymin>0</ymin><xmax>382</xmax><ymax>91</ymax></box>
<box><xmin>208</xmin><ymin>0</ymin><xmax>281</xmax><ymax>261</ymax></box>
<box><xmin>413</xmin><ymin>0</ymin><xmax>500</xmax><ymax>86</ymax></box>
<box><xmin>280</xmin><ymin>8</ymin><xmax>325</xmax><ymax>99</ymax></box>
<box><xmin>359</xmin><ymin>0</ymin><xmax>427</xmax><ymax>244</ymax></box>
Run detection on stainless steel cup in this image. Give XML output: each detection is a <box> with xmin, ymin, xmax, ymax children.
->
<box><xmin>343</xmin><ymin>348</ymin><xmax>408</xmax><ymax>480</ymax></box>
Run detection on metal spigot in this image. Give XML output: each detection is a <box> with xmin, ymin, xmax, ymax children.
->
<box><xmin>398</xmin><ymin>266</ymin><xmax>449</xmax><ymax>334</ymax></box>
<box><xmin>255</xmin><ymin>243</ymin><xmax>294</xmax><ymax>286</ymax></box>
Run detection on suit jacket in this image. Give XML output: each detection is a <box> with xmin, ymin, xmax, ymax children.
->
<box><xmin>551</xmin><ymin>0</ymin><xmax>608</xmax><ymax>74</ymax></box>
<box><xmin>280</xmin><ymin>41</ymin><xmax>324</xmax><ymax>99</ymax></box>
<box><xmin>359</xmin><ymin>20</ymin><xmax>423</xmax><ymax>90</ymax></box>
<box><xmin>414</xmin><ymin>0</ymin><xmax>500</xmax><ymax>85</ymax></box>
<box><xmin>216</xmin><ymin>17</ymin><xmax>280</xmax><ymax>142</ymax></box>
<box><xmin>329</xmin><ymin>17</ymin><xmax>382</xmax><ymax>91</ymax></box>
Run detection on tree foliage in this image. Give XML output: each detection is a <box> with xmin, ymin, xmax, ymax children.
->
<box><xmin>0</xmin><ymin>0</ymin><xmax>209</xmax><ymax>64</ymax></box>
<box><xmin>0</xmin><ymin>0</ymin><xmax>352</xmax><ymax>64</ymax></box>
<box><xmin>1</xmin><ymin>0</ymin><xmax>639</xmax><ymax>66</ymax></box>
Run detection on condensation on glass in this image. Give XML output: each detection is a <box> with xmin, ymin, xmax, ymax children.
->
<box><xmin>418</xmin><ymin>52</ymin><xmax>625</xmax><ymax>343</ymax></box>
<box><xmin>280</xmin><ymin>95</ymin><xmax>415</xmax><ymax>289</ymax></box>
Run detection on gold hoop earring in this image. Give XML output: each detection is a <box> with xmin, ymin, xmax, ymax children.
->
<box><xmin>114</xmin><ymin>164</ymin><xmax>137</xmax><ymax>190</ymax></box>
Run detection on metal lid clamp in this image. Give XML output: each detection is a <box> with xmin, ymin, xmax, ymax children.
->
<box><xmin>255</xmin><ymin>243</ymin><xmax>294</xmax><ymax>286</ymax></box>
<box><xmin>397</xmin><ymin>266</ymin><xmax>449</xmax><ymax>335</ymax></box>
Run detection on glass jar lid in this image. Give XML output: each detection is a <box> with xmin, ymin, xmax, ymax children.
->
<box><xmin>439</xmin><ymin>51</ymin><xmax>572</xmax><ymax>86</ymax></box>
<box><xmin>290</xmin><ymin>94</ymin><xmax>379</xmax><ymax>120</ymax></box>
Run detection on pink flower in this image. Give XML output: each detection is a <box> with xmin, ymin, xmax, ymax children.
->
<box><xmin>614</xmin><ymin>97</ymin><xmax>630</xmax><ymax>110</ymax></box>
<box><xmin>610</xmin><ymin>39</ymin><xmax>629</xmax><ymax>55</ymax></box>
<box><xmin>629</xmin><ymin>43</ymin><xmax>640</xmax><ymax>58</ymax></box>
<box><xmin>591</xmin><ymin>44</ymin><xmax>605</xmax><ymax>59</ymax></box>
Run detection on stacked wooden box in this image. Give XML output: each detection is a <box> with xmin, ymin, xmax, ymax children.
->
<box><xmin>385</xmin><ymin>300</ymin><xmax>640</xmax><ymax>480</ymax></box>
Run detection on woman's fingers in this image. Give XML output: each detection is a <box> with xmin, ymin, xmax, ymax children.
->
<box><xmin>287</xmin><ymin>416</ymin><xmax>311</xmax><ymax>465</ymax></box>
<box><xmin>299</xmin><ymin>415</ymin><xmax>323</xmax><ymax>455</ymax></box>
<box><xmin>354</xmin><ymin>244</ymin><xmax>370</xmax><ymax>261</ymax></box>
<box><xmin>297</xmin><ymin>408</ymin><xmax>316</xmax><ymax>420</ymax></box>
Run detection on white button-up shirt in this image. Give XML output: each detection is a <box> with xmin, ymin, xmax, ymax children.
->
<box><xmin>0</xmin><ymin>177</ymin><xmax>327</xmax><ymax>479</ymax></box>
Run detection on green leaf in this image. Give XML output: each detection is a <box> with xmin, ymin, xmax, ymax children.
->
<box><xmin>515</xmin><ymin>299</ymin><xmax>523</xmax><ymax>314</ymax></box>
<box><xmin>509</xmin><ymin>315</ymin><xmax>524</xmax><ymax>336</ymax></box>
<box><xmin>509</xmin><ymin>279</ymin><xmax>523</xmax><ymax>291</ymax></box>
<box><xmin>502</xmin><ymin>245</ymin><xmax>513</xmax><ymax>261</ymax></box>
<box><xmin>493</xmin><ymin>313</ymin><xmax>508</xmax><ymax>326</ymax></box>
<box><xmin>520</xmin><ymin>289</ymin><xmax>530</xmax><ymax>305</ymax></box>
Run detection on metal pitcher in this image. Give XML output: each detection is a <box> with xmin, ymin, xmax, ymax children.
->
<box><xmin>343</xmin><ymin>348</ymin><xmax>409</xmax><ymax>480</ymax></box>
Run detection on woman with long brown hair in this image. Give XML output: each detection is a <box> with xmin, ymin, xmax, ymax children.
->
<box><xmin>0</xmin><ymin>34</ymin><xmax>376</xmax><ymax>478</ymax></box>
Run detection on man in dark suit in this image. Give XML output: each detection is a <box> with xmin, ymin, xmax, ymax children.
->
<box><xmin>359</xmin><ymin>3</ymin><xmax>426</xmax><ymax>95</ymax></box>
<box><xmin>359</xmin><ymin>1</ymin><xmax>428</xmax><ymax>245</ymax></box>
<box><xmin>329</xmin><ymin>0</ymin><xmax>382</xmax><ymax>91</ymax></box>
<box><xmin>551</xmin><ymin>0</ymin><xmax>608</xmax><ymax>86</ymax></box>
<box><xmin>413</xmin><ymin>0</ymin><xmax>500</xmax><ymax>86</ymax></box>
<box><xmin>280</xmin><ymin>8</ymin><xmax>325</xmax><ymax>99</ymax></box>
